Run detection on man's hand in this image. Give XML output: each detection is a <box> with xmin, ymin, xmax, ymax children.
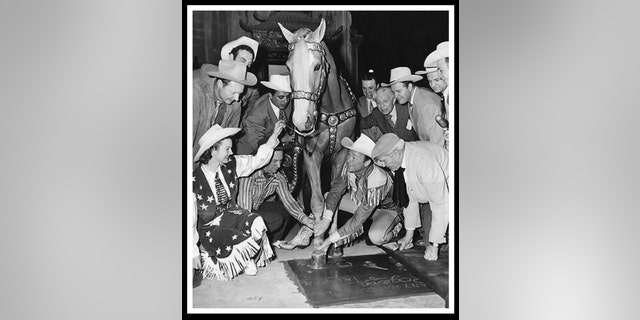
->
<box><xmin>266</xmin><ymin>120</ymin><xmax>287</xmax><ymax>148</ymax></box>
<box><xmin>301</xmin><ymin>215</ymin><xmax>316</xmax><ymax>229</ymax></box>
<box><xmin>398</xmin><ymin>229</ymin><xmax>415</xmax><ymax>250</ymax></box>
<box><xmin>317</xmin><ymin>238</ymin><xmax>332</xmax><ymax>251</ymax></box>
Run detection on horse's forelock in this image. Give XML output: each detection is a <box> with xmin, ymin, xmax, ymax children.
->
<box><xmin>292</xmin><ymin>28</ymin><xmax>313</xmax><ymax>42</ymax></box>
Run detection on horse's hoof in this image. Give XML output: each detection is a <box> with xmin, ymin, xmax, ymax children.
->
<box><xmin>310</xmin><ymin>250</ymin><xmax>327</xmax><ymax>269</ymax></box>
<box><xmin>327</xmin><ymin>244</ymin><xmax>343</xmax><ymax>257</ymax></box>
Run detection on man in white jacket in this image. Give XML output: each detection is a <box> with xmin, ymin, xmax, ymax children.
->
<box><xmin>372</xmin><ymin>133</ymin><xmax>449</xmax><ymax>261</ymax></box>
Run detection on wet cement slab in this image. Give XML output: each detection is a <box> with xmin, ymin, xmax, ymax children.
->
<box><xmin>284</xmin><ymin>253</ymin><xmax>435</xmax><ymax>307</ymax></box>
<box><xmin>381</xmin><ymin>244</ymin><xmax>450</xmax><ymax>307</ymax></box>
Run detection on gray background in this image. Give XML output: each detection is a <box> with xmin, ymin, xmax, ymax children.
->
<box><xmin>0</xmin><ymin>1</ymin><xmax>638</xmax><ymax>319</ymax></box>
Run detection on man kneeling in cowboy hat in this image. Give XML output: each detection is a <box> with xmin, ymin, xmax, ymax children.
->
<box><xmin>192</xmin><ymin>59</ymin><xmax>257</xmax><ymax>160</ymax></box>
<box><xmin>285</xmin><ymin>134</ymin><xmax>403</xmax><ymax>254</ymax></box>
<box><xmin>371</xmin><ymin>133</ymin><xmax>449</xmax><ymax>261</ymax></box>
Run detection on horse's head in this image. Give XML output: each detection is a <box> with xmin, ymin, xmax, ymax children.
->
<box><xmin>278</xmin><ymin>19</ymin><xmax>328</xmax><ymax>134</ymax></box>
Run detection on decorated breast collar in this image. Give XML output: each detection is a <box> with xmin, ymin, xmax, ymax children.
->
<box><xmin>319</xmin><ymin>108</ymin><xmax>357</xmax><ymax>154</ymax></box>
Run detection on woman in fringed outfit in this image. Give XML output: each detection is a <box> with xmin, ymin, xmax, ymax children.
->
<box><xmin>193</xmin><ymin>121</ymin><xmax>286</xmax><ymax>280</ymax></box>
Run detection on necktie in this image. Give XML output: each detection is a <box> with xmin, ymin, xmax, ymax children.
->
<box><xmin>385</xmin><ymin>114</ymin><xmax>395</xmax><ymax>128</ymax></box>
<box><xmin>214</xmin><ymin>172</ymin><xmax>229</xmax><ymax>206</ymax></box>
<box><xmin>368</xmin><ymin>100</ymin><xmax>373</xmax><ymax>114</ymax></box>
<box><xmin>392</xmin><ymin>167</ymin><xmax>409</xmax><ymax>208</ymax></box>
<box><xmin>278</xmin><ymin>108</ymin><xmax>287</xmax><ymax>122</ymax></box>
<box><xmin>213</xmin><ymin>102</ymin><xmax>226</xmax><ymax>126</ymax></box>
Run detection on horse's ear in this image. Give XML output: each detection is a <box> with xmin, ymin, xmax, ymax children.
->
<box><xmin>311</xmin><ymin>19</ymin><xmax>326</xmax><ymax>42</ymax></box>
<box><xmin>278</xmin><ymin>22</ymin><xmax>295</xmax><ymax>43</ymax></box>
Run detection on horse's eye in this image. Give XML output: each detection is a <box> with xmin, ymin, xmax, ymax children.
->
<box><xmin>314</xmin><ymin>64</ymin><xmax>321</xmax><ymax>71</ymax></box>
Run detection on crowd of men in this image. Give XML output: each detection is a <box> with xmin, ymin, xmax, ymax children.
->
<box><xmin>191</xmin><ymin>34</ymin><xmax>452</xmax><ymax>281</ymax></box>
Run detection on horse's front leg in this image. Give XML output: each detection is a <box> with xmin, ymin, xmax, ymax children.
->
<box><xmin>328</xmin><ymin>147</ymin><xmax>349</xmax><ymax>236</ymax></box>
<box><xmin>303</xmin><ymin>151</ymin><xmax>327</xmax><ymax>248</ymax></box>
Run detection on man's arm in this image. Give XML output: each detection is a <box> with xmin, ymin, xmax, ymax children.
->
<box><xmin>236</xmin><ymin>175</ymin><xmax>255</xmax><ymax>212</ymax></box>
<box><xmin>273</xmin><ymin>173</ymin><xmax>313</xmax><ymax>227</ymax></box>
<box><xmin>324</xmin><ymin>172</ymin><xmax>348</xmax><ymax>214</ymax></box>
<box><xmin>360</xmin><ymin>112</ymin><xmax>375</xmax><ymax>129</ymax></box>
<box><xmin>330</xmin><ymin>199</ymin><xmax>375</xmax><ymax>243</ymax></box>
<box><xmin>243</xmin><ymin>87</ymin><xmax>261</xmax><ymax>109</ymax></box>
<box><xmin>192</xmin><ymin>87</ymin><xmax>206</xmax><ymax>159</ymax></box>
<box><xmin>416</xmin><ymin>98</ymin><xmax>445</xmax><ymax>146</ymax></box>
<box><xmin>239</xmin><ymin>106</ymin><xmax>268</xmax><ymax>154</ymax></box>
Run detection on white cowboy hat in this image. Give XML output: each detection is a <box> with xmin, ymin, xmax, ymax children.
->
<box><xmin>424</xmin><ymin>50</ymin><xmax>442</xmax><ymax>68</ymax></box>
<box><xmin>388</xmin><ymin>67</ymin><xmax>423</xmax><ymax>85</ymax></box>
<box><xmin>436</xmin><ymin>41</ymin><xmax>450</xmax><ymax>57</ymax></box>
<box><xmin>194</xmin><ymin>124</ymin><xmax>242</xmax><ymax>162</ymax></box>
<box><xmin>341</xmin><ymin>134</ymin><xmax>376</xmax><ymax>158</ymax></box>
<box><xmin>261</xmin><ymin>74</ymin><xmax>292</xmax><ymax>93</ymax></box>
<box><xmin>424</xmin><ymin>41</ymin><xmax>450</xmax><ymax>68</ymax></box>
<box><xmin>221</xmin><ymin>36</ymin><xmax>259</xmax><ymax>62</ymax></box>
<box><xmin>416</xmin><ymin>67</ymin><xmax>440</xmax><ymax>75</ymax></box>
<box><xmin>206</xmin><ymin>60</ymin><xmax>257</xmax><ymax>86</ymax></box>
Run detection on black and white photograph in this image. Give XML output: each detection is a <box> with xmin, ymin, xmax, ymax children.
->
<box><xmin>185</xmin><ymin>4</ymin><xmax>457</xmax><ymax>314</ymax></box>
<box><xmin>9</xmin><ymin>0</ymin><xmax>640</xmax><ymax>319</ymax></box>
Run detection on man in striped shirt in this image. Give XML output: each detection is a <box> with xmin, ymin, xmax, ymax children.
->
<box><xmin>237</xmin><ymin>148</ymin><xmax>315</xmax><ymax>242</ymax></box>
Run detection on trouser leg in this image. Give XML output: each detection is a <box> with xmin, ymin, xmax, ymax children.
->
<box><xmin>255</xmin><ymin>200</ymin><xmax>288</xmax><ymax>241</ymax></box>
<box><xmin>419</xmin><ymin>203</ymin><xmax>432</xmax><ymax>243</ymax></box>
<box><xmin>368</xmin><ymin>208</ymin><xmax>403</xmax><ymax>245</ymax></box>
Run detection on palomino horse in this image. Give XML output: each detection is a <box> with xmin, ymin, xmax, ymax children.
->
<box><xmin>278</xmin><ymin>19</ymin><xmax>357</xmax><ymax>249</ymax></box>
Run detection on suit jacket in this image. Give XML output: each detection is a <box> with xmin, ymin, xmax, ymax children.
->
<box><xmin>408</xmin><ymin>86</ymin><xmax>446</xmax><ymax>147</ymax></box>
<box><xmin>361</xmin><ymin>103</ymin><xmax>418</xmax><ymax>142</ymax></box>
<box><xmin>402</xmin><ymin>141</ymin><xmax>449</xmax><ymax>243</ymax></box>
<box><xmin>357</xmin><ymin>95</ymin><xmax>382</xmax><ymax>141</ymax></box>
<box><xmin>193</xmin><ymin>64</ymin><xmax>242</xmax><ymax>159</ymax></box>
<box><xmin>235</xmin><ymin>93</ymin><xmax>292</xmax><ymax>155</ymax></box>
<box><xmin>241</xmin><ymin>86</ymin><xmax>261</xmax><ymax>110</ymax></box>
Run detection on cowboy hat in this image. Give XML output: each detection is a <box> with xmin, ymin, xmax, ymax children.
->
<box><xmin>436</xmin><ymin>41</ymin><xmax>450</xmax><ymax>57</ymax></box>
<box><xmin>416</xmin><ymin>67</ymin><xmax>440</xmax><ymax>75</ymax></box>
<box><xmin>194</xmin><ymin>124</ymin><xmax>242</xmax><ymax>162</ymax></box>
<box><xmin>341</xmin><ymin>134</ymin><xmax>376</xmax><ymax>158</ymax></box>
<box><xmin>389</xmin><ymin>67</ymin><xmax>423</xmax><ymax>85</ymax></box>
<box><xmin>261</xmin><ymin>74</ymin><xmax>292</xmax><ymax>93</ymax></box>
<box><xmin>206</xmin><ymin>60</ymin><xmax>257</xmax><ymax>86</ymax></box>
<box><xmin>424</xmin><ymin>50</ymin><xmax>442</xmax><ymax>68</ymax></box>
<box><xmin>424</xmin><ymin>41</ymin><xmax>449</xmax><ymax>68</ymax></box>
<box><xmin>221</xmin><ymin>36</ymin><xmax>259</xmax><ymax>62</ymax></box>
<box><xmin>371</xmin><ymin>133</ymin><xmax>403</xmax><ymax>160</ymax></box>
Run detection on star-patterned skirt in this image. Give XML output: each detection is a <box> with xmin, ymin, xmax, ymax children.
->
<box><xmin>198</xmin><ymin>203</ymin><xmax>274</xmax><ymax>281</ymax></box>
